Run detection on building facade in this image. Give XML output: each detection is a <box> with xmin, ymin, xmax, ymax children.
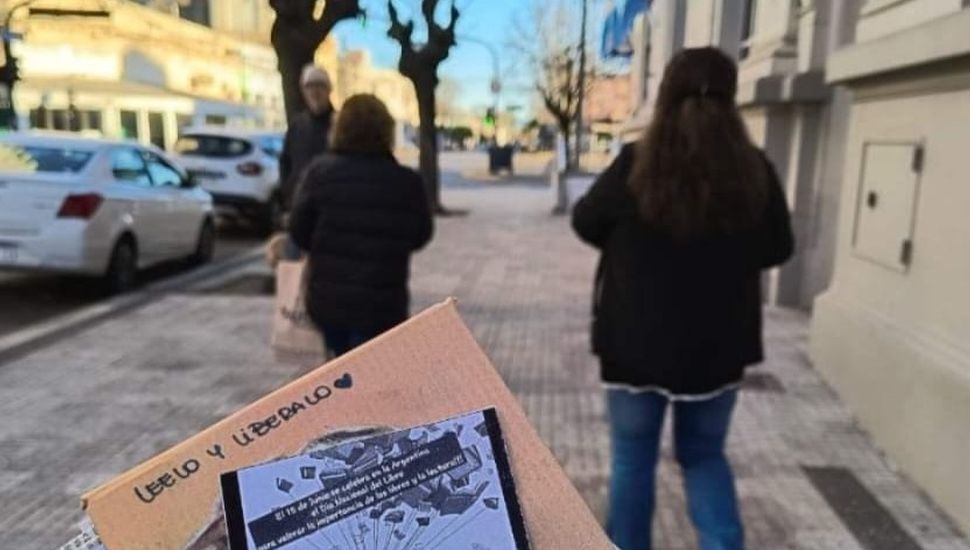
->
<box><xmin>618</xmin><ymin>0</ymin><xmax>970</xmax><ymax>533</ymax></box>
<box><xmin>1</xmin><ymin>0</ymin><xmax>287</xmax><ymax>149</ymax></box>
<box><xmin>585</xmin><ymin>74</ymin><xmax>634</xmax><ymax>152</ymax></box>
<box><xmin>335</xmin><ymin>49</ymin><xmax>419</xmax><ymax>149</ymax></box>
<box><xmin>622</xmin><ymin>0</ymin><xmax>855</xmax><ymax>311</ymax></box>
<box><xmin>335</xmin><ymin>50</ymin><xmax>418</xmax><ymax>125</ymax></box>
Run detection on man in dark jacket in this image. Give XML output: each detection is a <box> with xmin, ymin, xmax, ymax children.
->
<box><xmin>279</xmin><ymin>64</ymin><xmax>335</xmax><ymax>211</ymax></box>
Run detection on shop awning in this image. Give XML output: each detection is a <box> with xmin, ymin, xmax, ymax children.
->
<box><xmin>601</xmin><ymin>0</ymin><xmax>650</xmax><ymax>59</ymax></box>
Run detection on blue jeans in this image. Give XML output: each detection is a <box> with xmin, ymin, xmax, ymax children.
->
<box><xmin>607</xmin><ymin>388</ymin><xmax>743</xmax><ymax>550</ymax></box>
<box><xmin>321</xmin><ymin>326</ymin><xmax>375</xmax><ymax>357</ymax></box>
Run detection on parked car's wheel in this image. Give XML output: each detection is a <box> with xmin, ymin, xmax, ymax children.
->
<box><xmin>189</xmin><ymin>218</ymin><xmax>216</xmax><ymax>266</ymax></box>
<box><xmin>255</xmin><ymin>192</ymin><xmax>283</xmax><ymax>237</ymax></box>
<box><xmin>104</xmin><ymin>236</ymin><xmax>137</xmax><ymax>295</ymax></box>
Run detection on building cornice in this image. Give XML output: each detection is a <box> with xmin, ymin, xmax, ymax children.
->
<box><xmin>737</xmin><ymin>70</ymin><xmax>831</xmax><ymax>107</ymax></box>
<box><xmin>827</xmin><ymin>8</ymin><xmax>970</xmax><ymax>85</ymax></box>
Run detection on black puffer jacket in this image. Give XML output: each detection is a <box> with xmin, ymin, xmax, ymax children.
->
<box><xmin>280</xmin><ymin>109</ymin><xmax>333</xmax><ymax>210</ymax></box>
<box><xmin>288</xmin><ymin>152</ymin><xmax>433</xmax><ymax>334</ymax></box>
<box><xmin>571</xmin><ymin>144</ymin><xmax>794</xmax><ymax>396</ymax></box>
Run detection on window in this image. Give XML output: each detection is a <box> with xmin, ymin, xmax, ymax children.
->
<box><xmin>258</xmin><ymin>135</ymin><xmax>284</xmax><ymax>158</ymax></box>
<box><xmin>111</xmin><ymin>147</ymin><xmax>150</xmax><ymax>186</ymax></box>
<box><xmin>179</xmin><ymin>0</ymin><xmax>211</xmax><ymax>26</ymax></box>
<box><xmin>142</xmin><ymin>152</ymin><xmax>184</xmax><ymax>188</ymax></box>
<box><xmin>52</xmin><ymin>109</ymin><xmax>69</xmax><ymax>131</ymax></box>
<box><xmin>174</xmin><ymin>134</ymin><xmax>253</xmax><ymax>158</ymax></box>
<box><xmin>205</xmin><ymin>114</ymin><xmax>227</xmax><ymax>126</ymax></box>
<box><xmin>176</xmin><ymin>114</ymin><xmax>193</xmax><ymax>131</ymax></box>
<box><xmin>740</xmin><ymin>0</ymin><xmax>758</xmax><ymax>60</ymax></box>
<box><xmin>45</xmin><ymin>108</ymin><xmax>83</xmax><ymax>132</ymax></box>
<box><xmin>83</xmin><ymin>110</ymin><xmax>103</xmax><ymax>132</ymax></box>
<box><xmin>29</xmin><ymin>108</ymin><xmax>50</xmax><ymax>129</ymax></box>
<box><xmin>0</xmin><ymin>144</ymin><xmax>94</xmax><ymax>173</ymax></box>
<box><xmin>120</xmin><ymin>110</ymin><xmax>139</xmax><ymax>140</ymax></box>
<box><xmin>148</xmin><ymin>112</ymin><xmax>166</xmax><ymax>149</ymax></box>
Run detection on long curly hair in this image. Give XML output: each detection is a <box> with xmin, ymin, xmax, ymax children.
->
<box><xmin>331</xmin><ymin>94</ymin><xmax>396</xmax><ymax>156</ymax></box>
<box><xmin>628</xmin><ymin>47</ymin><xmax>768</xmax><ymax>240</ymax></box>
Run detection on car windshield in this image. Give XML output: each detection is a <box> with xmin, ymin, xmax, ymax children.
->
<box><xmin>174</xmin><ymin>135</ymin><xmax>253</xmax><ymax>158</ymax></box>
<box><xmin>0</xmin><ymin>143</ymin><xmax>95</xmax><ymax>174</ymax></box>
<box><xmin>258</xmin><ymin>135</ymin><xmax>284</xmax><ymax>158</ymax></box>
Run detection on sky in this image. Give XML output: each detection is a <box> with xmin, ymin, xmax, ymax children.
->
<box><xmin>333</xmin><ymin>0</ymin><xmax>623</xmax><ymax>119</ymax></box>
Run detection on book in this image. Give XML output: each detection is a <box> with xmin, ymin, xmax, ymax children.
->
<box><xmin>220</xmin><ymin>408</ymin><xmax>530</xmax><ymax>550</ymax></box>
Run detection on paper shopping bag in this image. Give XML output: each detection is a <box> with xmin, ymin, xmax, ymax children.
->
<box><xmin>271</xmin><ymin>260</ymin><xmax>325</xmax><ymax>356</ymax></box>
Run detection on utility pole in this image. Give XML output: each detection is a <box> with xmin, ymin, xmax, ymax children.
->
<box><xmin>574</xmin><ymin>0</ymin><xmax>589</xmax><ymax>172</ymax></box>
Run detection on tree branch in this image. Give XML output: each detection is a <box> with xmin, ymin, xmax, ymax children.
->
<box><xmin>424</xmin><ymin>0</ymin><xmax>459</xmax><ymax>62</ymax></box>
<box><xmin>319</xmin><ymin>0</ymin><xmax>363</xmax><ymax>38</ymax></box>
<box><xmin>421</xmin><ymin>0</ymin><xmax>436</xmax><ymax>24</ymax></box>
<box><xmin>387</xmin><ymin>1</ymin><xmax>415</xmax><ymax>50</ymax></box>
<box><xmin>388</xmin><ymin>0</ymin><xmax>458</xmax><ymax>71</ymax></box>
<box><xmin>270</xmin><ymin>0</ymin><xmax>361</xmax><ymax>50</ymax></box>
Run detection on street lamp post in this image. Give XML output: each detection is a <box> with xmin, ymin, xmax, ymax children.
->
<box><xmin>458</xmin><ymin>34</ymin><xmax>503</xmax><ymax>142</ymax></box>
<box><xmin>574</xmin><ymin>0</ymin><xmax>589</xmax><ymax>172</ymax></box>
<box><xmin>457</xmin><ymin>35</ymin><xmax>502</xmax><ymax>106</ymax></box>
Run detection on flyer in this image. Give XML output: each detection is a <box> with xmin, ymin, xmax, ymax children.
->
<box><xmin>220</xmin><ymin>408</ymin><xmax>530</xmax><ymax>550</ymax></box>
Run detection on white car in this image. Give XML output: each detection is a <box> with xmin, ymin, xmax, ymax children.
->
<box><xmin>172</xmin><ymin>127</ymin><xmax>283</xmax><ymax>235</ymax></box>
<box><xmin>0</xmin><ymin>133</ymin><xmax>215</xmax><ymax>293</ymax></box>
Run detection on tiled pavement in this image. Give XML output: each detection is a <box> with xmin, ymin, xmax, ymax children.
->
<box><xmin>0</xmin><ymin>178</ymin><xmax>968</xmax><ymax>549</ymax></box>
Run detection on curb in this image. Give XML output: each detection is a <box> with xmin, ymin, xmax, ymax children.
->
<box><xmin>0</xmin><ymin>247</ymin><xmax>264</xmax><ymax>366</ymax></box>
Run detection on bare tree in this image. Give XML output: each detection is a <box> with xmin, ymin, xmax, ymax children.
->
<box><xmin>539</xmin><ymin>48</ymin><xmax>583</xmax><ymax>171</ymax></box>
<box><xmin>510</xmin><ymin>0</ymin><xmax>594</xmax><ymax>171</ymax></box>
<box><xmin>387</xmin><ymin>0</ymin><xmax>460</xmax><ymax>214</ymax></box>
<box><xmin>269</xmin><ymin>0</ymin><xmax>362</xmax><ymax>123</ymax></box>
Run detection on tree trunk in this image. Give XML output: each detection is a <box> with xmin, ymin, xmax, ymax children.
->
<box><xmin>552</xmin><ymin>126</ymin><xmax>572</xmax><ymax>215</ymax></box>
<box><xmin>414</xmin><ymin>76</ymin><xmax>443</xmax><ymax>213</ymax></box>
<box><xmin>275</xmin><ymin>46</ymin><xmax>314</xmax><ymax>124</ymax></box>
<box><xmin>559</xmin><ymin>122</ymin><xmax>573</xmax><ymax>173</ymax></box>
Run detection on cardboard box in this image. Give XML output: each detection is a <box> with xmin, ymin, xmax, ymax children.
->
<box><xmin>82</xmin><ymin>299</ymin><xmax>612</xmax><ymax>549</ymax></box>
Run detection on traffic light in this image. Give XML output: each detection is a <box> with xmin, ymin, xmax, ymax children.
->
<box><xmin>484</xmin><ymin>107</ymin><xmax>496</xmax><ymax>128</ymax></box>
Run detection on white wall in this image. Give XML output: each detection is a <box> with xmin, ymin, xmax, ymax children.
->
<box><xmin>813</xmin><ymin>6</ymin><xmax>970</xmax><ymax>533</ymax></box>
<box><xmin>813</xmin><ymin>82</ymin><xmax>970</xmax><ymax>533</ymax></box>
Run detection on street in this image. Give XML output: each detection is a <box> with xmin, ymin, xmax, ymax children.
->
<box><xmin>0</xmin><ymin>222</ymin><xmax>264</xmax><ymax>337</ymax></box>
<box><xmin>0</xmin><ymin>151</ymin><xmax>565</xmax><ymax>339</ymax></box>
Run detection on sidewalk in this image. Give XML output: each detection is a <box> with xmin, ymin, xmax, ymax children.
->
<box><xmin>0</xmin><ymin>181</ymin><xmax>967</xmax><ymax>549</ymax></box>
